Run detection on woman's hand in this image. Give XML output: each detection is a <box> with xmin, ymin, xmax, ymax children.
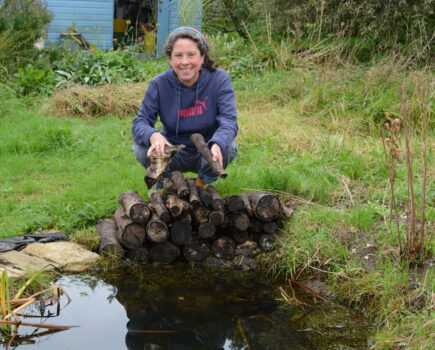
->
<box><xmin>148</xmin><ymin>132</ymin><xmax>172</xmax><ymax>156</ymax></box>
<box><xmin>211</xmin><ymin>143</ymin><xmax>223</xmax><ymax>167</ymax></box>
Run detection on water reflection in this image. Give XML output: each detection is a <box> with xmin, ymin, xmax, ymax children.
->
<box><xmin>4</xmin><ymin>265</ymin><xmax>370</xmax><ymax>349</ymax></box>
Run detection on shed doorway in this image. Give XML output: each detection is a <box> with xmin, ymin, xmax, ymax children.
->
<box><xmin>113</xmin><ymin>0</ymin><xmax>157</xmax><ymax>54</ymax></box>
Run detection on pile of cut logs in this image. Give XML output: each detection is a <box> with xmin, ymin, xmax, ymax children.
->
<box><xmin>97</xmin><ymin>171</ymin><xmax>292</xmax><ymax>271</ymax></box>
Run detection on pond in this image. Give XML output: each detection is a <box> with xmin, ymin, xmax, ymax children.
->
<box><xmin>7</xmin><ymin>264</ymin><xmax>371</xmax><ymax>349</ymax></box>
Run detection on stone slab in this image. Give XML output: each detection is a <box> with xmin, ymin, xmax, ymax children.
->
<box><xmin>0</xmin><ymin>250</ymin><xmax>58</xmax><ymax>277</ymax></box>
<box><xmin>23</xmin><ymin>242</ymin><xmax>100</xmax><ymax>272</ymax></box>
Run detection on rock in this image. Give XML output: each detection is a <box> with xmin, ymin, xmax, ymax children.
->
<box><xmin>204</xmin><ymin>256</ymin><xmax>232</xmax><ymax>269</ymax></box>
<box><xmin>23</xmin><ymin>242</ymin><xmax>100</xmax><ymax>272</ymax></box>
<box><xmin>0</xmin><ymin>250</ymin><xmax>59</xmax><ymax>277</ymax></box>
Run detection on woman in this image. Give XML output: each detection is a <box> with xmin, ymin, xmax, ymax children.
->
<box><xmin>131</xmin><ymin>27</ymin><xmax>238</xmax><ymax>188</ymax></box>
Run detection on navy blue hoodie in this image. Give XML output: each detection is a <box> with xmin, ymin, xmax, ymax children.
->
<box><xmin>132</xmin><ymin>67</ymin><xmax>238</xmax><ymax>152</ymax></box>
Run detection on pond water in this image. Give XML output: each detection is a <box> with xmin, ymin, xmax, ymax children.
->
<box><xmin>6</xmin><ymin>264</ymin><xmax>371</xmax><ymax>349</ymax></box>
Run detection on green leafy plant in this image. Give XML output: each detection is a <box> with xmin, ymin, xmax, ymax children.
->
<box><xmin>13</xmin><ymin>64</ymin><xmax>55</xmax><ymax>97</ymax></box>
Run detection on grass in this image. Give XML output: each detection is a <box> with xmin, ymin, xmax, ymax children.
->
<box><xmin>0</xmin><ymin>56</ymin><xmax>434</xmax><ymax>349</ymax></box>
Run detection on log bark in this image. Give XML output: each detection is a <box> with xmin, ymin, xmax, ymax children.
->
<box><xmin>178</xmin><ymin>211</ymin><xmax>192</xmax><ymax>224</ymax></box>
<box><xmin>233</xmin><ymin>256</ymin><xmax>258</xmax><ymax>271</ymax></box>
<box><xmin>170</xmin><ymin>221</ymin><xmax>192</xmax><ymax>246</ymax></box>
<box><xmin>165</xmin><ymin>193</ymin><xmax>184</xmax><ymax>218</ymax></box>
<box><xmin>233</xmin><ymin>212</ymin><xmax>250</xmax><ymax>231</ymax></box>
<box><xmin>192</xmin><ymin>206</ymin><xmax>209</xmax><ymax>224</ymax></box>
<box><xmin>235</xmin><ymin>241</ymin><xmax>259</xmax><ymax>257</ymax></box>
<box><xmin>258</xmin><ymin>234</ymin><xmax>276</xmax><ymax>251</ymax></box>
<box><xmin>240</xmin><ymin>193</ymin><xmax>253</xmax><ymax>216</ymax></box>
<box><xmin>208</xmin><ymin>207</ymin><xmax>225</xmax><ymax>226</ymax></box>
<box><xmin>149</xmin><ymin>242</ymin><xmax>180</xmax><ymax>264</ymax></box>
<box><xmin>96</xmin><ymin>219</ymin><xmax>124</xmax><ymax>257</ymax></box>
<box><xmin>231</xmin><ymin>228</ymin><xmax>249</xmax><ymax>244</ymax></box>
<box><xmin>248</xmin><ymin>192</ymin><xmax>280</xmax><ymax>221</ymax></box>
<box><xmin>117</xmin><ymin>191</ymin><xmax>151</xmax><ymax>224</ymax></box>
<box><xmin>145</xmin><ymin>144</ymin><xmax>185</xmax><ymax>189</ymax></box>
<box><xmin>146</xmin><ymin>213</ymin><xmax>169</xmax><ymax>243</ymax></box>
<box><xmin>263</xmin><ymin>221</ymin><xmax>278</xmax><ymax>234</ymax></box>
<box><xmin>183</xmin><ymin>237</ymin><xmax>211</xmax><ymax>263</ymax></box>
<box><xmin>171</xmin><ymin>171</ymin><xmax>189</xmax><ymax>199</ymax></box>
<box><xmin>162</xmin><ymin>178</ymin><xmax>176</xmax><ymax>198</ymax></box>
<box><xmin>212</xmin><ymin>237</ymin><xmax>235</xmax><ymax>260</ymax></box>
<box><xmin>198</xmin><ymin>222</ymin><xmax>216</xmax><ymax>240</ymax></box>
<box><xmin>225</xmin><ymin>195</ymin><xmax>244</xmax><ymax>213</ymax></box>
<box><xmin>206</xmin><ymin>185</ymin><xmax>224</xmax><ymax>210</ymax></box>
<box><xmin>197</xmin><ymin>186</ymin><xmax>212</xmax><ymax>207</ymax></box>
<box><xmin>185</xmin><ymin>176</ymin><xmax>201</xmax><ymax>209</ymax></box>
<box><xmin>126</xmin><ymin>248</ymin><xmax>149</xmax><ymax>264</ymax></box>
<box><xmin>148</xmin><ymin>190</ymin><xmax>171</xmax><ymax>223</ymax></box>
<box><xmin>114</xmin><ymin>208</ymin><xmax>146</xmax><ymax>250</ymax></box>
<box><xmin>190</xmin><ymin>133</ymin><xmax>227</xmax><ymax>178</ymax></box>
<box><xmin>249</xmin><ymin>217</ymin><xmax>264</xmax><ymax>233</ymax></box>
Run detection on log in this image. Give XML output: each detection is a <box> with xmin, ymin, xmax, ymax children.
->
<box><xmin>249</xmin><ymin>217</ymin><xmax>264</xmax><ymax>233</ymax></box>
<box><xmin>263</xmin><ymin>221</ymin><xmax>279</xmax><ymax>234</ymax></box>
<box><xmin>145</xmin><ymin>144</ymin><xmax>185</xmax><ymax>189</ymax></box>
<box><xmin>258</xmin><ymin>234</ymin><xmax>276</xmax><ymax>251</ymax></box>
<box><xmin>192</xmin><ymin>206</ymin><xmax>209</xmax><ymax>224</ymax></box>
<box><xmin>148</xmin><ymin>190</ymin><xmax>171</xmax><ymax>223</ymax></box>
<box><xmin>197</xmin><ymin>186</ymin><xmax>212</xmax><ymax>207</ymax></box>
<box><xmin>178</xmin><ymin>211</ymin><xmax>192</xmax><ymax>224</ymax></box>
<box><xmin>235</xmin><ymin>241</ymin><xmax>259</xmax><ymax>257</ymax></box>
<box><xmin>170</xmin><ymin>221</ymin><xmax>192</xmax><ymax>246</ymax></box>
<box><xmin>204</xmin><ymin>256</ymin><xmax>232</xmax><ymax>269</ymax></box>
<box><xmin>231</xmin><ymin>228</ymin><xmax>249</xmax><ymax>244</ymax></box>
<box><xmin>206</xmin><ymin>185</ymin><xmax>224</xmax><ymax>210</ymax></box>
<box><xmin>240</xmin><ymin>193</ymin><xmax>253</xmax><ymax>216</ymax></box>
<box><xmin>183</xmin><ymin>237</ymin><xmax>211</xmax><ymax>263</ymax></box>
<box><xmin>146</xmin><ymin>213</ymin><xmax>169</xmax><ymax>243</ymax></box>
<box><xmin>126</xmin><ymin>248</ymin><xmax>149</xmax><ymax>264</ymax></box>
<box><xmin>149</xmin><ymin>242</ymin><xmax>180</xmax><ymax>264</ymax></box>
<box><xmin>162</xmin><ymin>178</ymin><xmax>176</xmax><ymax>198</ymax></box>
<box><xmin>233</xmin><ymin>256</ymin><xmax>258</xmax><ymax>271</ymax></box>
<box><xmin>165</xmin><ymin>193</ymin><xmax>184</xmax><ymax>218</ymax></box>
<box><xmin>117</xmin><ymin>191</ymin><xmax>151</xmax><ymax>224</ymax></box>
<box><xmin>233</xmin><ymin>212</ymin><xmax>250</xmax><ymax>231</ymax></box>
<box><xmin>248</xmin><ymin>192</ymin><xmax>280</xmax><ymax>221</ymax></box>
<box><xmin>208</xmin><ymin>207</ymin><xmax>225</xmax><ymax>226</ymax></box>
<box><xmin>114</xmin><ymin>208</ymin><xmax>146</xmax><ymax>250</ymax></box>
<box><xmin>225</xmin><ymin>195</ymin><xmax>244</xmax><ymax>213</ymax></box>
<box><xmin>185</xmin><ymin>176</ymin><xmax>201</xmax><ymax>209</ymax></box>
<box><xmin>96</xmin><ymin>219</ymin><xmax>124</xmax><ymax>257</ymax></box>
<box><xmin>171</xmin><ymin>171</ymin><xmax>189</xmax><ymax>199</ymax></box>
<box><xmin>198</xmin><ymin>222</ymin><xmax>216</xmax><ymax>240</ymax></box>
<box><xmin>190</xmin><ymin>133</ymin><xmax>227</xmax><ymax>178</ymax></box>
<box><xmin>211</xmin><ymin>237</ymin><xmax>235</xmax><ymax>260</ymax></box>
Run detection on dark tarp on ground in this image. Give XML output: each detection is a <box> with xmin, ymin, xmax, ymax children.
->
<box><xmin>0</xmin><ymin>233</ymin><xmax>66</xmax><ymax>253</ymax></box>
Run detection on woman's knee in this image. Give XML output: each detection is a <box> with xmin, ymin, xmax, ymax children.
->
<box><xmin>132</xmin><ymin>144</ymin><xmax>150</xmax><ymax>168</ymax></box>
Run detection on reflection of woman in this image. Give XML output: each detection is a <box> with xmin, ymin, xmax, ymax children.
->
<box><xmin>132</xmin><ymin>27</ymin><xmax>238</xmax><ymax>188</ymax></box>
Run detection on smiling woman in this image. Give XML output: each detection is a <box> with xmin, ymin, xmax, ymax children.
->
<box><xmin>131</xmin><ymin>27</ymin><xmax>239</xmax><ymax>189</ymax></box>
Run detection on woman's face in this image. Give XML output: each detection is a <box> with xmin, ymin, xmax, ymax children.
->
<box><xmin>169</xmin><ymin>38</ymin><xmax>204</xmax><ymax>86</ymax></box>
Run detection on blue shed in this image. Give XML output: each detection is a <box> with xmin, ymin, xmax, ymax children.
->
<box><xmin>0</xmin><ymin>0</ymin><xmax>202</xmax><ymax>56</ymax></box>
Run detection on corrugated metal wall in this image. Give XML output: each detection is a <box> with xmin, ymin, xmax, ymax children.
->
<box><xmin>45</xmin><ymin>0</ymin><xmax>114</xmax><ymax>49</ymax></box>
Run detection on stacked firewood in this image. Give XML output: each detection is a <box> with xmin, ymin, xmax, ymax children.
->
<box><xmin>96</xmin><ymin>171</ymin><xmax>292</xmax><ymax>270</ymax></box>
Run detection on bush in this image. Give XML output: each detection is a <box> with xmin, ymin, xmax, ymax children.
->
<box><xmin>0</xmin><ymin>0</ymin><xmax>52</xmax><ymax>75</ymax></box>
<box><xmin>13</xmin><ymin>64</ymin><xmax>56</xmax><ymax>97</ymax></box>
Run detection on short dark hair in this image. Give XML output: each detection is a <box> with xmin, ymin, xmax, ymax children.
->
<box><xmin>164</xmin><ymin>29</ymin><xmax>217</xmax><ymax>72</ymax></box>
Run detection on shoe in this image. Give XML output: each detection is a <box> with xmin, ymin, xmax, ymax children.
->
<box><xmin>195</xmin><ymin>177</ymin><xmax>208</xmax><ymax>189</ymax></box>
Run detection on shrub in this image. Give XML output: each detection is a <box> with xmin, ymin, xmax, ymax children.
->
<box><xmin>13</xmin><ymin>64</ymin><xmax>56</xmax><ymax>97</ymax></box>
<box><xmin>0</xmin><ymin>0</ymin><xmax>52</xmax><ymax>75</ymax></box>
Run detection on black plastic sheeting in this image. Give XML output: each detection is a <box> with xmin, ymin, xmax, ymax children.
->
<box><xmin>0</xmin><ymin>233</ymin><xmax>66</xmax><ymax>253</ymax></box>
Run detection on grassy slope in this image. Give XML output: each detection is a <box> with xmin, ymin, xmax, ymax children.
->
<box><xmin>0</xmin><ymin>62</ymin><xmax>434</xmax><ymax>348</ymax></box>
